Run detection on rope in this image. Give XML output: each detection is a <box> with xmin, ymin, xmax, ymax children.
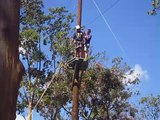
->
<box><xmin>29</xmin><ymin>63</ymin><xmax>62</xmax><ymax>119</ymax></box>
<box><xmin>87</xmin><ymin>0</ymin><xmax>121</xmax><ymax>26</ymax></box>
<box><xmin>91</xmin><ymin>0</ymin><xmax>128</xmax><ymax>61</ymax></box>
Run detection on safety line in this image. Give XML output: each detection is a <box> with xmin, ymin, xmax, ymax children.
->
<box><xmin>92</xmin><ymin>0</ymin><xmax>128</xmax><ymax>60</ymax></box>
<box><xmin>29</xmin><ymin>63</ymin><xmax>62</xmax><ymax>119</ymax></box>
<box><xmin>87</xmin><ymin>0</ymin><xmax>121</xmax><ymax>26</ymax></box>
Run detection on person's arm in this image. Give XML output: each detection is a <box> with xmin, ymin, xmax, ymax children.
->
<box><xmin>73</xmin><ymin>33</ymin><xmax>76</xmax><ymax>39</ymax></box>
<box><xmin>85</xmin><ymin>34</ymin><xmax>91</xmax><ymax>40</ymax></box>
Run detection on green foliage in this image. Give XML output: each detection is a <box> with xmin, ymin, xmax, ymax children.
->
<box><xmin>81</xmin><ymin>58</ymin><xmax>139</xmax><ymax>120</ymax></box>
<box><xmin>20</xmin><ymin>29</ymin><xmax>40</xmax><ymax>41</ymax></box>
<box><xmin>37</xmin><ymin>75</ymin><xmax>72</xmax><ymax>120</ymax></box>
<box><xmin>17</xmin><ymin>1</ymin><xmax>140</xmax><ymax>119</ymax></box>
<box><xmin>148</xmin><ymin>0</ymin><xmax>160</xmax><ymax>15</ymax></box>
<box><xmin>17</xmin><ymin>0</ymin><xmax>74</xmax><ymax>119</ymax></box>
<box><xmin>63</xmin><ymin>57</ymin><xmax>139</xmax><ymax>119</ymax></box>
<box><xmin>139</xmin><ymin>95</ymin><xmax>160</xmax><ymax>120</ymax></box>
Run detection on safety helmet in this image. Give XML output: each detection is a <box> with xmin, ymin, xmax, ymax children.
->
<box><xmin>76</xmin><ymin>25</ymin><xmax>80</xmax><ymax>29</ymax></box>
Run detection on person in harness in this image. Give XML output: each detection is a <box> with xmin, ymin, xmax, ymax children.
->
<box><xmin>73</xmin><ymin>25</ymin><xmax>84</xmax><ymax>58</ymax></box>
<box><xmin>84</xmin><ymin>29</ymin><xmax>92</xmax><ymax>59</ymax></box>
<box><xmin>73</xmin><ymin>25</ymin><xmax>83</xmax><ymax>41</ymax></box>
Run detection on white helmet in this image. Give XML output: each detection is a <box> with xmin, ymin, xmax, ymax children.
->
<box><xmin>76</xmin><ymin>25</ymin><xmax>80</xmax><ymax>29</ymax></box>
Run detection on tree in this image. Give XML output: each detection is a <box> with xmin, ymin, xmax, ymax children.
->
<box><xmin>0</xmin><ymin>0</ymin><xmax>24</xmax><ymax>120</ymax></box>
<box><xmin>59</xmin><ymin>56</ymin><xmax>139</xmax><ymax>120</ymax></box>
<box><xmin>148</xmin><ymin>0</ymin><xmax>160</xmax><ymax>15</ymax></box>
<box><xmin>16</xmin><ymin>1</ymin><xmax>140</xmax><ymax>119</ymax></box>
<box><xmin>139</xmin><ymin>95</ymin><xmax>160</xmax><ymax>120</ymax></box>
<box><xmin>17</xmin><ymin>0</ymin><xmax>74</xmax><ymax>120</ymax></box>
<box><xmin>77</xmin><ymin>57</ymin><xmax>139</xmax><ymax>120</ymax></box>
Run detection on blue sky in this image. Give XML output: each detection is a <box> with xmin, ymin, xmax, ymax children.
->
<box><xmin>45</xmin><ymin>0</ymin><xmax>160</xmax><ymax>97</ymax></box>
<box><xmin>17</xmin><ymin>0</ymin><xmax>160</xmax><ymax>119</ymax></box>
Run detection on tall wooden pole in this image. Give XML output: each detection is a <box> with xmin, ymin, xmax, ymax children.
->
<box><xmin>72</xmin><ymin>0</ymin><xmax>82</xmax><ymax>120</ymax></box>
<box><xmin>72</xmin><ymin>67</ymin><xmax>79</xmax><ymax>120</ymax></box>
<box><xmin>77</xmin><ymin>0</ymin><xmax>82</xmax><ymax>26</ymax></box>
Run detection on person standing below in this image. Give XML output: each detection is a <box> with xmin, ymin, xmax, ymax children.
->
<box><xmin>84</xmin><ymin>29</ymin><xmax>92</xmax><ymax>60</ymax></box>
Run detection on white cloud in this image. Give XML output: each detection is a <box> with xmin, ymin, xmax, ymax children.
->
<box><xmin>123</xmin><ymin>64</ymin><xmax>149</xmax><ymax>85</ymax></box>
<box><xmin>134</xmin><ymin>64</ymin><xmax>149</xmax><ymax>80</ymax></box>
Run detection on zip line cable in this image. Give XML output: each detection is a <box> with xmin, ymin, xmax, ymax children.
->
<box><xmin>99</xmin><ymin>0</ymin><xmax>121</xmax><ymax>13</ymax></box>
<box><xmin>29</xmin><ymin>63</ymin><xmax>63</xmax><ymax>119</ymax></box>
<box><xmin>87</xmin><ymin>0</ymin><xmax>121</xmax><ymax>26</ymax></box>
<box><xmin>91</xmin><ymin>0</ymin><xmax>128</xmax><ymax>60</ymax></box>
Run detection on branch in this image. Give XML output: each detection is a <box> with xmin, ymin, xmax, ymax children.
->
<box><xmin>22</xmin><ymin>82</ymin><xmax>29</xmax><ymax>103</ymax></box>
<box><xmin>53</xmin><ymin>107</ymin><xmax>59</xmax><ymax>120</ymax></box>
<box><xmin>88</xmin><ymin>108</ymin><xmax>93</xmax><ymax>118</ymax></box>
<box><xmin>31</xmin><ymin>79</ymin><xmax>38</xmax><ymax>105</ymax></box>
<box><xmin>31</xmin><ymin>91</ymin><xmax>35</xmax><ymax>106</ymax></box>
<box><xmin>22</xmin><ymin>114</ymin><xmax>26</xmax><ymax>120</ymax></box>
<box><xmin>62</xmin><ymin>105</ymin><xmax>72</xmax><ymax>115</ymax></box>
<box><xmin>82</xmin><ymin>113</ymin><xmax>88</xmax><ymax>120</ymax></box>
<box><xmin>88</xmin><ymin>107</ymin><xmax>98</xmax><ymax>120</ymax></box>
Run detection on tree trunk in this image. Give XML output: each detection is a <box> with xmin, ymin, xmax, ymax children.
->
<box><xmin>0</xmin><ymin>1</ymin><xmax>24</xmax><ymax>120</ymax></box>
<box><xmin>52</xmin><ymin>108</ymin><xmax>58</xmax><ymax>120</ymax></box>
<box><xmin>27</xmin><ymin>102</ymin><xmax>32</xmax><ymax>120</ymax></box>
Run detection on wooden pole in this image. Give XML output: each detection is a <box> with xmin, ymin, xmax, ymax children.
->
<box><xmin>77</xmin><ymin>0</ymin><xmax>82</xmax><ymax>26</ymax></box>
<box><xmin>72</xmin><ymin>1</ymin><xmax>82</xmax><ymax>119</ymax></box>
<box><xmin>72</xmin><ymin>66</ymin><xmax>79</xmax><ymax>120</ymax></box>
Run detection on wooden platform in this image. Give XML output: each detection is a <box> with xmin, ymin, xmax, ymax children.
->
<box><xmin>67</xmin><ymin>57</ymin><xmax>88</xmax><ymax>70</ymax></box>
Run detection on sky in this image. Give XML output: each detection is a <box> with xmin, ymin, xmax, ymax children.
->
<box><xmin>44</xmin><ymin>0</ymin><xmax>160</xmax><ymax>98</ymax></box>
<box><xmin>16</xmin><ymin>0</ymin><xmax>160</xmax><ymax>119</ymax></box>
